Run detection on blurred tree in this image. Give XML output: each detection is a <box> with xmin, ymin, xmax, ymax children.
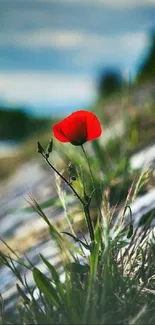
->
<box><xmin>97</xmin><ymin>68</ymin><xmax>122</xmax><ymax>97</ymax></box>
<box><xmin>0</xmin><ymin>108</ymin><xmax>49</xmax><ymax>141</ymax></box>
<box><xmin>137</xmin><ymin>32</ymin><xmax>155</xmax><ymax>82</ymax></box>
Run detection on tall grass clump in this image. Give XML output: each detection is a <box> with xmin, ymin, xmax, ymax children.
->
<box><xmin>0</xmin><ymin>110</ymin><xmax>155</xmax><ymax>325</ymax></box>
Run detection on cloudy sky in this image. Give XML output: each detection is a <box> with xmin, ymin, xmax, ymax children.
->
<box><xmin>0</xmin><ymin>0</ymin><xmax>155</xmax><ymax>116</ymax></box>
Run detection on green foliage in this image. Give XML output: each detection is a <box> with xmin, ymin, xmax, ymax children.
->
<box><xmin>2</xmin><ymin>210</ymin><xmax>155</xmax><ymax>324</ymax></box>
<box><xmin>1</xmin><ymin>102</ymin><xmax>155</xmax><ymax>324</ymax></box>
<box><xmin>1</xmin><ymin>167</ymin><xmax>155</xmax><ymax>325</ymax></box>
<box><xmin>0</xmin><ymin>107</ymin><xmax>49</xmax><ymax>141</ymax></box>
<box><xmin>97</xmin><ymin>69</ymin><xmax>123</xmax><ymax>97</ymax></box>
<box><xmin>137</xmin><ymin>32</ymin><xmax>155</xmax><ymax>82</ymax></box>
<box><xmin>33</xmin><ymin>267</ymin><xmax>61</xmax><ymax>308</ymax></box>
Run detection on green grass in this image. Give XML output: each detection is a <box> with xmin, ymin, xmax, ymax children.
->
<box><xmin>1</xmin><ymin>186</ymin><xmax>155</xmax><ymax>324</ymax></box>
<box><xmin>0</xmin><ymin>87</ymin><xmax>155</xmax><ymax>324</ymax></box>
<box><xmin>0</xmin><ymin>134</ymin><xmax>155</xmax><ymax>325</ymax></box>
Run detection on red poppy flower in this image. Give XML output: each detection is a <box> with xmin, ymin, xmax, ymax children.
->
<box><xmin>52</xmin><ymin>110</ymin><xmax>102</xmax><ymax>146</ymax></box>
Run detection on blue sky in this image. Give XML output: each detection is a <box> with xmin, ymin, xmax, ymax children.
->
<box><xmin>0</xmin><ymin>0</ymin><xmax>155</xmax><ymax>116</ymax></box>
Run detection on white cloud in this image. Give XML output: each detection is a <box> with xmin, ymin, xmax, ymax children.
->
<box><xmin>0</xmin><ymin>29</ymin><xmax>149</xmax><ymax>54</ymax></box>
<box><xmin>0</xmin><ymin>29</ymin><xmax>105</xmax><ymax>50</ymax></box>
<box><xmin>0</xmin><ymin>72</ymin><xmax>96</xmax><ymax>108</ymax></box>
<box><xmin>41</xmin><ymin>0</ymin><xmax>155</xmax><ymax>8</ymax></box>
<box><xmin>98</xmin><ymin>0</ymin><xmax>155</xmax><ymax>7</ymax></box>
<box><xmin>121</xmin><ymin>32</ymin><xmax>148</xmax><ymax>51</ymax></box>
<box><xmin>18</xmin><ymin>30</ymin><xmax>86</xmax><ymax>49</ymax></box>
<box><xmin>65</xmin><ymin>32</ymin><xmax>148</xmax><ymax>68</ymax></box>
<box><xmin>0</xmin><ymin>31</ymin><xmax>146</xmax><ymax>109</ymax></box>
<box><xmin>0</xmin><ymin>29</ymin><xmax>148</xmax><ymax>76</ymax></box>
<box><xmin>0</xmin><ymin>30</ymin><xmax>86</xmax><ymax>49</ymax></box>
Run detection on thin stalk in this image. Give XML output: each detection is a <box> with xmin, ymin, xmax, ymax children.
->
<box><xmin>84</xmin><ymin>205</ymin><xmax>94</xmax><ymax>242</ymax></box>
<box><xmin>81</xmin><ymin>145</ymin><xmax>95</xmax><ymax>190</ymax></box>
<box><xmin>41</xmin><ymin>153</ymin><xmax>94</xmax><ymax>242</ymax></box>
<box><xmin>81</xmin><ymin>145</ymin><xmax>103</xmax><ymax>222</ymax></box>
<box><xmin>43</xmin><ymin>154</ymin><xmax>84</xmax><ymax>205</ymax></box>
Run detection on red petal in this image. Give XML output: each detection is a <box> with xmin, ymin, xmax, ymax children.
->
<box><xmin>85</xmin><ymin>112</ymin><xmax>102</xmax><ymax>141</ymax></box>
<box><xmin>52</xmin><ymin>110</ymin><xmax>102</xmax><ymax>145</ymax></box>
<box><xmin>52</xmin><ymin>123</ymin><xmax>69</xmax><ymax>142</ymax></box>
<box><xmin>60</xmin><ymin>115</ymin><xmax>87</xmax><ymax>145</ymax></box>
<box><xmin>69</xmin><ymin>111</ymin><xmax>102</xmax><ymax>142</ymax></box>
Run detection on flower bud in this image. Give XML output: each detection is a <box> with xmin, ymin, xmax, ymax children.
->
<box><xmin>47</xmin><ymin>139</ymin><xmax>53</xmax><ymax>154</ymax></box>
<box><xmin>46</xmin><ymin>139</ymin><xmax>53</xmax><ymax>158</ymax></box>
<box><xmin>71</xmin><ymin>176</ymin><xmax>76</xmax><ymax>181</ymax></box>
<box><xmin>37</xmin><ymin>141</ymin><xmax>44</xmax><ymax>154</ymax></box>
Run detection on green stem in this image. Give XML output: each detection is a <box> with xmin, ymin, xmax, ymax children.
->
<box><xmin>81</xmin><ymin>145</ymin><xmax>95</xmax><ymax>191</ymax></box>
<box><xmin>81</xmin><ymin>145</ymin><xmax>103</xmax><ymax>223</ymax></box>
<box><xmin>41</xmin><ymin>153</ymin><xmax>94</xmax><ymax>242</ymax></box>
<box><xmin>43</xmin><ymin>155</ymin><xmax>84</xmax><ymax>206</ymax></box>
<box><xmin>84</xmin><ymin>205</ymin><xmax>94</xmax><ymax>242</ymax></box>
